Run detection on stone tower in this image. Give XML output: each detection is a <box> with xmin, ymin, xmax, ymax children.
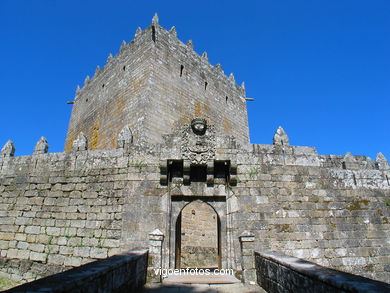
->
<box><xmin>65</xmin><ymin>14</ymin><xmax>249</xmax><ymax>151</ymax></box>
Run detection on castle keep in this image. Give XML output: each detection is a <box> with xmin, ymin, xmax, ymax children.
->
<box><xmin>0</xmin><ymin>14</ymin><xmax>389</xmax><ymax>287</ymax></box>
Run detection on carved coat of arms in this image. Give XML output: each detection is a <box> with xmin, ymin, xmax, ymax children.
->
<box><xmin>181</xmin><ymin>118</ymin><xmax>215</xmax><ymax>164</ymax></box>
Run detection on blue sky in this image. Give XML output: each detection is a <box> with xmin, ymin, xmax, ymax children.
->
<box><xmin>0</xmin><ymin>0</ymin><xmax>389</xmax><ymax>160</ymax></box>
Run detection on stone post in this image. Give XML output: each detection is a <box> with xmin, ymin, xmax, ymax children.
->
<box><xmin>148</xmin><ymin>229</ymin><xmax>164</xmax><ymax>283</ymax></box>
<box><xmin>239</xmin><ymin>231</ymin><xmax>256</xmax><ymax>284</ymax></box>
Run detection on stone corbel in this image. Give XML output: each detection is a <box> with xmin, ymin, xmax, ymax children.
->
<box><xmin>207</xmin><ymin>160</ymin><xmax>214</xmax><ymax>186</ymax></box>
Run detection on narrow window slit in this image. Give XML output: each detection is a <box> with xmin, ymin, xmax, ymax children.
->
<box><xmin>152</xmin><ymin>26</ymin><xmax>156</xmax><ymax>43</ymax></box>
<box><xmin>225</xmin><ymin>96</ymin><xmax>228</xmax><ymax>103</ymax></box>
<box><xmin>204</xmin><ymin>81</ymin><xmax>208</xmax><ymax>90</ymax></box>
<box><xmin>386</xmin><ymin>175</ymin><xmax>389</xmax><ymax>186</ymax></box>
<box><xmin>353</xmin><ymin>174</ymin><xmax>357</xmax><ymax>185</ymax></box>
<box><xmin>180</xmin><ymin>65</ymin><xmax>184</xmax><ymax>77</ymax></box>
<box><xmin>102</xmin><ymin>84</ymin><xmax>105</xmax><ymax>88</ymax></box>
<box><xmin>123</xmin><ymin>66</ymin><xmax>126</xmax><ymax>71</ymax></box>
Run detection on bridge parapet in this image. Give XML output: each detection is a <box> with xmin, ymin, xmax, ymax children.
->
<box><xmin>255</xmin><ymin>250</ymin><xmax>390</xmax><ymax>293</ymax></box>
<box><xmin>4</xmin><ymin>249</ymin><xmax>148</xmax><ymax>293</ymax></box>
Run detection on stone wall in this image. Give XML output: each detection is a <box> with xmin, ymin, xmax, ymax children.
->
<box><xmin>5</xmin><ymin>249</ymin><xmax>148</xmax><ymax>293</ymax></box>
<box><xmin>255</xmin><ymin>250</ymin><xmax>390</xmax><ymax>292</ymax></box>
<box><xmin>148</xmin><ymin>22</ymin><xmax>249</xmax><ymax>146</ymax></box>
<box><xmin>231</xmin><ymin>144</ymin><xmax>390</xmax><ymax>283</ymax></box>
<box><xmin>1</xmin><ymin>130</ymin><xmax>389</xmax><ymax>284</ymax></box>
<box><xmin>65</xmin><ymin>26</ymin><xmax>155</xmax><ymax>151</ymax></box>
<box><xmin>0</xmin><ymin>147</ymin><xmax>163</xmax><ymax>282</ymax></box>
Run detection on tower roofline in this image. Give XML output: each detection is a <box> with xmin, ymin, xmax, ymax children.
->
<box><xmin>75</xmin><ymin>14</ymin><xmax>246</xmax><ymax>99</ymax></box>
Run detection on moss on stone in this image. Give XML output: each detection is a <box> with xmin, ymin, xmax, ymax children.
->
<box><xmin>346</xmin><ymin>198</ymin><xmax>370</xmax><ymax>211</ymax></box>
<box><xmin>0</xmin><ymin>277</ymin><xmax>20</xmax><ymax>291</ymax></box>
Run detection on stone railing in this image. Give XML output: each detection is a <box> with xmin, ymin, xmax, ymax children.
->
<box><xmin>255</xmin><ymin>250</ymin><xmax>390</xmax><ymax>293</ymax></box>
<box><xmin>4</xmin><ymin>249</ymin><xmax>148</xmax><ymax>293</ymax></box>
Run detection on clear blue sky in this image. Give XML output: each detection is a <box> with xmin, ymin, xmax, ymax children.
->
<box><xmin>0</xmin><ymin>0</ymin><xmax>389</xmax><ymax>160</ymax></box>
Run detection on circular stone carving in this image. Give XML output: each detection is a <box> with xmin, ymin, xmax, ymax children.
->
<box><xmin>191</xmin><ymin>118</ymin><xmax>207</xmax><ymax>135</ymax></box>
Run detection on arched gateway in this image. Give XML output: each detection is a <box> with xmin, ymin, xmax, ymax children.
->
<box><xmin>175</xmin><ymin>200</ymin><xmax>221</xmax><ymax>269</ymax></box>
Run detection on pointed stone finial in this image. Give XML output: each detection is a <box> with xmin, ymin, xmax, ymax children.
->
<box><xmin>186</xmin><ymin>40</ymin><xmax>193</xmax><ymax>50</ymax></box>
<box><xmin>106</xmin><ymin>53</ymin><xmax>113</xmax><ymax>63</ymax></box>
<box><xmin>169</xmin><ymin>26</ymin><xmax>177</xmax><ymax>37</ymax></box>
<box><xmin>201</xmin><ymin>51</ymin><xmax>208</xmax><ymax>61</ymax></box>
<box><xmin>376</xmin><ymin>152</ymin><xmax>387</xmax><ymax>162</ymax></box>
<box><xmin>152</xmin><ymin>13</ymin><xmax>159</xmax><ymax>25</ymax></box>
<box><xmin>84</xmin><ymin>75</ymin><xmax>90</xmax><ymax>85</ymax></box>
<box><xmin>215</xmin><ymin>63</ymin><xmax>224</xmax><ymax>74</ymax></box>
<box><xmin>376</xmin><ymin>152</ymin><xmax>389</xmax><ymax>170</ymax></box>
<box><xmin>95</xmin><ymin>65</ymin><xmax>101</xmax><ymax>76</ymax></box>
<box><xmin>117</xmin><ymin>125</ymin><xmax>133</xmax><ymax>149</ymax></box>
<box><xmin>343</xmin><ymin>152</ymin><xmax>359</xmax><ymax>170</ymax></box>
<box><xmin>1</xmin><ymin>140</ymin><xmax>15</xmax><ymax>157</ymax></box>
<box><xmin>149</xmin><ymin>228</ymin><xmax>164</xmax><ymax>241</ymax></box>
<box><xmin>76</xmin><ymin>85</ymin><xmax>81</xmax><ymax>94</ymax></box>
<box><xmin>135</xmin><ymin>27</ymin><xmax>142</xmax><ymax>38</ymax></box>
<box><xmin>239</xmin><ymin>231</ymin><xmax>255</xmax><ymax>242</ymax></box>
<box><xmin>344</xmin><ymin>152</ymin><xmax>355</xmax><ymax>163</ymax></box>
<box><xmin>229</xmin><ymin>73</ymin><xmax>235</xmax><ymax>83</ymax></box>
<box><xmin>241</xmin><ymin>81</ymin><xmax>246</xmax><ymax>90</ymax></box>
<box><xmin>33</xmin><ymin>136</ymin><xmax>48</xmax><ymax>154</ymax></box>
<box><xmin>120</xmin><ymin>40</ymin><xmax>126</xmax><ymax>52</ymax></box>
<box><xmin>273</xmin><ymin>126</ymin><xmax>289</xmax><ymax>146</ymax></box>
<box><xmin>72</xmin><ymin>132</ymin><xmax>88</xmax><ymax>151</ymax></box>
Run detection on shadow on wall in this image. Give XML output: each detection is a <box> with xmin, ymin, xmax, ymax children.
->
<box><xmin>3</xmin><ymin>249</ymin><xmax>148</xmax><ymax>293</ymax></box>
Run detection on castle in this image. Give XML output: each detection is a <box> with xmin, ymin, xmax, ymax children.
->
<box><xmin>0</xmin><ymin>14</ymin><xmax>389</xmax><ymax>287</ymax></box>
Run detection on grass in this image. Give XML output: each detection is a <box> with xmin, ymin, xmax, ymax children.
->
<box><xmin>0</xmin><ymin>277</ymin><xmax>20</xmax><ymax>290</ymax></box>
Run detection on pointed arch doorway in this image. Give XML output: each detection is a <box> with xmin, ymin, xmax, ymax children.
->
<box><xmin>175</xmin><ymin>200</ymin><xmax>221</xmax><ymax>269</ymax></box>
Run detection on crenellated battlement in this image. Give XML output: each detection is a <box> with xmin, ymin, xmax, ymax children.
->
<box><xmin>65</xmin><ymin>13</ymin><xmax>250</xmax><ymax>152</ymax></box>
<box><xmin>74</xmin><ymin>13</ymin><xmax>245</xmax><ymax>104</ymax></box>
<box><xmin>2</xmin><ymin>124</ymin><xmax>389</xmax><ymax>175</ymax></box>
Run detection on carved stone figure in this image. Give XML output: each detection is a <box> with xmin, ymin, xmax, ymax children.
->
<box><xmin>181</xmin><ymin>118</ymin><xmax>215</xmax><ymax>165</ymax></box>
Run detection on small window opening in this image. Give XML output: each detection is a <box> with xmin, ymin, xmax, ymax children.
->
<box><xmin>386</xmin><ymin>175</ymin><xmax>389</xmax><ymax>186</ymax></box>
<box><xmin>85</xmin><ymin>98</ymin><xmax>88</xmax><ymax>102</ymax></box>
<box><xmin>190</xmin><ymin>165</ymin><xmax>207</xmax><ymax>182</ymax></box>
<box><xmin>123</xmin><ymin>66</ymin><xmax>126</xmax><ymax>71</ymax></box>
<box><xmin>180</xmin><ymin>65</ymin><xmax>184</xmax><ymax>77</ymax></box>
<box><xmin>214</xmin><ymin>161</ymin><xmax>229</xmax><ymax>181</ymax></box>
<box><xmin>168</xmin><ymin>160</ymin><xmax>183</xmax><ymax>182</ymax></box>
<box><xmin>102</xmin><ymin>84</ymin><xmax>105</xmax><ymax>88</ymax></box>
<box><xmin>353</xmin><ymin>174</ymin><xmax>357</xmax><ymax>185</ymax></box>
<box><xmin>204</xmin><ymin>81</ymin><xmax>208</xmax><ymax>90</ymax></box>
<box><xmin>191</xmin><ymin>210</ymin><xmax>196</xmax><ymax>215</ymax></box>
<box><xmin>225</xmin><ymin>96</ymin><xmax>229</xmax><ymax>103</ymax></box>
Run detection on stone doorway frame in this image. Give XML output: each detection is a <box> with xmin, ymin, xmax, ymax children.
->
<box><xmin>168</xmin><ymin>196</ymin><xmax>227</xmax><ymax>270</ymax></box>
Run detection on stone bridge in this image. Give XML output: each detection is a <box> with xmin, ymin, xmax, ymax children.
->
<box><xmin>3</xmin><ymin>247</ymin><xmax>389</xmax><ymax>293</ymax></box>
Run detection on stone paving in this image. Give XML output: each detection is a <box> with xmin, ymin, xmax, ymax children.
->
<box><xmin>143</xmin><ymin>283</ymin><xmax>266</xmax><ymax>292</ymax></box>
